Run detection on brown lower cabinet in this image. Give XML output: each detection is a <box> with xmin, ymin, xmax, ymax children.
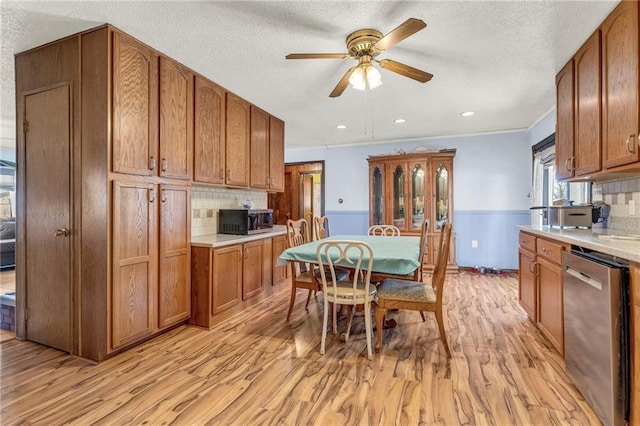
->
<box><xmin>517</xmin><ymin>231</ymin><xmax>567</xmax><ymax>355</ymax></box>
<box><xmin>190</xmin><ymin>234</ymin><xmax>287</xmax><ymax>329</ymax></box>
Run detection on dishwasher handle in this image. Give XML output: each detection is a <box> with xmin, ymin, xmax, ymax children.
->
<box><xmin>566</xmin><ymin>266</ymin><xmax>603</xmax><ymax>290</ymax></box>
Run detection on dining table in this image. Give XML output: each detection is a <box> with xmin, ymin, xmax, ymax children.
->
<box><xmin>277</xmin><ymin>234</ymin><xmax>421</xmax><ymax>276</ymax></box>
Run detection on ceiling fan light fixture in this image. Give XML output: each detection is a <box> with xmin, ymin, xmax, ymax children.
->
<box><xmin>349</xmin><ymin>62</ymin><xmax>382</xmax><ymax>91</ymax></box>
<box><xmin>461</xmin><ymin>111</ymin><xmax>475</xmax><ymax>117</ymax></box>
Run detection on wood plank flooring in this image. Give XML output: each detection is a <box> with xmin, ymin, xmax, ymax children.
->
<box><xmin>0</xmin><ymin>272</ymin><xmax>600</xmax><ymax>425</ymax></box>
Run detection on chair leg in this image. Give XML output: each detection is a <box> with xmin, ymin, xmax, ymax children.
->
<box><xmin>287</xmin><ymin>283</ymin><xmax>297</xmax><ymax>321</ymax></box>
<box><xmin>436</xmin><ymin>309</ymin><xmax>451</xmax><ymax>358</ymax></box>
<box><xmin>321</xmin><ymin>298</ymin><xmax>329</xmax><ymax>355</ymax></box>
<box><xmin>419</xmin><ymin>311</ymin><xmax>426</xmax><ymax>322</ymax></box>
<box><xmin>364</xmin><ymin>301</ymin><xmax>373</xmax><ymax>360</ymax></box>
<box><xmin>343</xmin><ymin>305</ymin><xmax>354</xmax><ymax>341</ymax></box>
<box><xmin>374</xmin><ymin>304</ymin><xmax>387</xmax><ymax>352</ymax></box>
<box><xmin>305</xmin><ymin>289</ymin><xmax>313</xmax><ymax>308</ymax></box>
<box><xmin>332</xmin><ymin>301</ymin><xmax>338</xmax><ymax>334</ymax></box>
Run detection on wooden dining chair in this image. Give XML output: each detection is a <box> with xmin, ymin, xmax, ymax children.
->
<box><xmin>368</xmin><ymin>224</ymin><xmax>401</xmax><ymax>236</ymax></box>
<box><xmin>374</xmin><ymin>222</ymin><xmax>453</xmax><ymax>358</ymax></box>
<box><xmin>316</xmin><ymin>240</ymin><xmax>376</xmax><ymax>359</ymax></box>
<box><xmin>314</xmin><ymin>215</ymin><xmax>330</xmax><ymax>240</ymax></box>
<box><xmin>285</xmin><ymin>218</ymin><xmax>348</xmax><ymax>321</ymax></box>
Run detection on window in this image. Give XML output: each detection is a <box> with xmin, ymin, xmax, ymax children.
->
<box><xmin>531</xmin><ymin>135</ymin><xmax>590</xmax><ymax>226</ymax></box>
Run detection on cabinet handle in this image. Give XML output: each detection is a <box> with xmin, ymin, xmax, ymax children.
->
<box><xmin>626</xmin><ymin>134</ymin><xmax>637</xmax><ymax>154</ymax></box>
<box><xmin>564</xmin><ymin>158</ymin><xmax>571</xmax><ymax>172</ymax></box>
<box><xmin>54</xmin><ymin>227</ymin><xmax>70</xmax><ymax>237</ymax></box>
<box><xmin>161</xmin><ymin>189</ymin><xmax>167</xmax><ymax>203</ymax></box>
<box><xmin>149</xmin><ymin>156</ymin><xmax>156</xmax><ymax>171</ymax></box>
<box><xmin>149</xmin><ymin>189</ymin><xmax>156</xmax><ymax>203</ymax></box>
<box><xmin>571</xmin><ymin>157</ymin><xmax>576</xmax><ymax>171</ymax></box>
<box><xmin>244</xmin><ymin>248</ymin><xmax>248</xmax><ymax>260</ymax></box>
<box><xmin>161</xmin><ymin>158</ymin><xmax>168</xmax><ymax>172</ymax></box>
<box><xmin>219</xmin><ymin>169</ymin><xmax>224</xmax><ymax>180</ymax></box>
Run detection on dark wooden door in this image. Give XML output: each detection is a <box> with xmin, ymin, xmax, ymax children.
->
<box><xmin>24</xmin><ymin>85</ymin><xmax>72</xmax><ymax>352</ymax></box>
<box><xmin>301</xmin><ymin>174</ymin><xmax>314</xmax><ymax>231</ymax></box>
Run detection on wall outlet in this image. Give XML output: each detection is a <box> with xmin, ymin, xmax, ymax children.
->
<box><xmin>471</xmin><ymin>240</ymin><xmax>478</xmax><ymax>248</ymax></box>
<box><xmin>630</xmin><ymin>200</ymin><xmax>636</xmax><ymax>216</ymax></box>
<box><xmin>592</xmin><ymin>186</ymin><xmax>603</xmax><ymax>201</ymax></box>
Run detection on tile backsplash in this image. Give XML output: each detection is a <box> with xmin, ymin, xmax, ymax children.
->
<box><xmin>191</xmin><ymin>186</ymin><xmax>267</xmax><ymax>237</ymax></box>
<box><xmin>592</xmin><ymin>176</ymin><xmax>640</xmax><ymax>232</ymax></box>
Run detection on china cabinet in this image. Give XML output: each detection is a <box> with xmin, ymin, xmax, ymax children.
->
<box><xmin>367</xmin><ymin>150</ymin><xmax>457</xmax><ymax>272</ymax></box>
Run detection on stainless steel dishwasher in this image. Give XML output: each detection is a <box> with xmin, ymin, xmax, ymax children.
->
<box><xmin>563</xmin><ymin>249</ymin><xmax>629</xmax><ymax>426</ymax></box>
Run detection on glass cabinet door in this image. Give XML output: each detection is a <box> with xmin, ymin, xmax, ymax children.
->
<box><xmin>370</xmin><ymin>165</ymin><xmax>384</xmax><ymax>225</ymax></box>
<box><xmin>392</xmin><ymin>163</ymin><xmax>406</xmax><ymax>230</ymax></box>
<box><xmin>410</xmin><ymin>163</ymin><xmax>426</xmax><ymax>230</ymax></box>
<box><xmin>434</xmin><ymin>163</ymin><xmax>449</xmax><ymax>229</ymax></box>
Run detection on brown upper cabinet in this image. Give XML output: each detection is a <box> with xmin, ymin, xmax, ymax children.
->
<box><xmin>250</xmin><ymin>106</ymin><xmax>270</xmax><ymax>189</ymax></box>
<box><xmin>269</xmin><ymin>116</ymin><xmax>285</xmax><ymax>192</ymax></box>
<box><xmin>194</xmin><ymin>76</ymin><xmax>226</xmax><ymax>184</ymax></box>
<box><xmin>159</xmin><ymin>57</ymin><xmax>193</xmax><ymax>180</ymax></box>
<box><xmin>602</xmin><ymin>0</ymin><xmax>640</xmax><ymax>169</ymax></box>
<box><xmin>556</xmin><ymin>1</ymin><xmax>640</xmax><ymax>180</ymax></box>
<box><xmin>112</xmin><ymin>35</ymin><xmax>193</xmax><ymax>179</ymax></box>
<box><xmin>556</xmin><ymin>31</ymin><xmax>602</xmax><ymax>179</ymax></box>
<box><xmin>225</xmin><ymin>93</ymin><xmax>251</xmax><ymax>187</ymax></box>
<box><xmin>112</xmin><ymin>32</ymin><xmax>159</xmax><ymax>176</ymax></box>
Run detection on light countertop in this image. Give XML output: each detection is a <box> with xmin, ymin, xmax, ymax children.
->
<box><xmin>191</xmin><ymin>225</ymin><xmax>287</xmax><ymax>248</ymax></box>
<box><xmin>516</xmin><ymin>225</ymin><xmax>640</xmax><ymax>263</ymax></box>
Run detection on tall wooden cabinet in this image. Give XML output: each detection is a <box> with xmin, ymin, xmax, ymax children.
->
<box><xmin>367</xmin><ymin>150</ymin><xmax>457</xmax><ymax>272</ymax></box>
<box><xmin>226</xmin><ymin>94</ymin><xmax>251</xmax><ymax>187</ymax></box>
<box><xmin>16</xmin><ymin>25</ymin><xmax>191</xmax><ymax>361</ymax></box>
<box><xmin>194</xmin><ymin>76</ymin><xmax>226</xmax><ymax>184</ymax></box>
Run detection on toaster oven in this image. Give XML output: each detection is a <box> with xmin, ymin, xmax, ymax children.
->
<box><xmin>548</xmin><ymin>205</ymin><xmax>596</xmax><ymax>228</ymax></box>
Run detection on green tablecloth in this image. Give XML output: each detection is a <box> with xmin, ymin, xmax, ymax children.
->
<box><xmin>277</xmin><ymin>235</ymin><xmax>421</xmax><ymax>276</ymax></box>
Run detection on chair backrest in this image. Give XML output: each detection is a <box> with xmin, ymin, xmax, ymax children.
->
<box><xmin>432</xmin><ymin>222</ymin><xmax>453</xmax><ymax>306</ymax></box>
<box><xmin>286</xmin><ymin>218</ymin><xmax>310</xmax><ymax>248</ymax></box>
<box><xmin>316</xmin><ymin>240</ymin><xmax>374</xmax><ymax>302</ymax></box>
<box><xmin>314</xmin><ymin>215</ymin><xmax>330</xmax><ymax>240</ymax></box>
<box><xmin>414</xmin><ymin>219</ymin><xmax>430</xmax><ymax>281</ymax></box>
<box><xmin>368</xmin><ymin>224</ymin><xmax>401</xmax><ymax>236</ymax></box>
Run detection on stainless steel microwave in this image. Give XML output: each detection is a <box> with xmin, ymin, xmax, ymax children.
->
<box><xmin>218</xmin><ymin>209</ymin><xmax>274</xmax><ymax>235</ymax></box>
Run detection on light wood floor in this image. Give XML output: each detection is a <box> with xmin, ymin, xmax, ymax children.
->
<box><xmin>0</xmin><ymin>272</ymin><xmax>600</xmax><ymax>425</ymax></box>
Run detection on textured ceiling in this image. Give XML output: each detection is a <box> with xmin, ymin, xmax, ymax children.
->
<box><xmin>0</xmin><ymin>1</ymin><xmax>620</xmax><ymax>150</ymax></box>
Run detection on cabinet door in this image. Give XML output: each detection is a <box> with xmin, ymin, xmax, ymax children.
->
<box><xmin>243</xmin><ymin>240</ymin><xmax>264</xmax><ymax>300</ymax></box>
<box><xmin>194</xmin><ymin>76</ymin><xmax>226</xmax><ymax>184</ymax></box>
<box><xmin>555</xmin><ymin>60</ymin><xmax>575</xmax><ymax>179</ymax></box>
<box><xmin>369</xmin><ymin>162</ymin><xmax>385</xmax><ymax>226</ymax></box>
<box><xmin>158</xmin><ymin>184</ymin><xmax>191</xmax><ymax>328</ymax></box>
<box><xmin>518</xmin><ymin>248</ymin><xmax>537</xmax><ymax>321</ymax></box>
<box><xmin>112</xmin><ymin>181</ymin><xmax>157</xmax><ymax>349</ymax></box>
<box><xmin>226</xmin><ymin>94</ymin><xmax>250</xmax><ymax>187</ymax></box>
<box><xmin>159</xmin><ymin>57</ymin><xmax>193</xmax><ymax>179</ymax></box>
<box><xmin>574</xmin><ymin>31</ymin><xmax>601</xmax><ymax>176</ymax></box>
<box><xmin>212</xmin><ymin>245</ymin><xmax>243</xmax><ymax>314</ymax></box>
<box><xmin>269</xmin><ymin>116</ymin><xmax>285</xmax><ymax>192</ymax></box>
<box><xmin>431</xmin><ymin>158</ymin><xmax>453</xmax><ymax>231</ymax></box>
<box><xmin>112</xmin><ymin>32</ymin><xmax>158</xmax><ymax>176</ymax></box>
<box><xmin>408</xmin><ymin>161</ymin><xmax>428</xmax><ymax>232</ymax></box>
<box><xmin>602</xmin><ymin>0</ymin><xmax>640</xmax><ymax>169</ymax></box>
<box><xmin>537</xmin><ymin>256</ymin><xmax>564</xmax><ymax>355</ymax></box>
<box><xmin>389</xmin><ymin>162</ymin><xmax>408</xmax><ymax>231</ymax></box>
<box><xmin>272</xmin><ymin>235</ymin><xmax>287</xmax><ymax>284</ymax></box>
<box><xmin>250</xmin><ymin>106</ymin><xmax>270</xmax><ymax>189</ymax></box>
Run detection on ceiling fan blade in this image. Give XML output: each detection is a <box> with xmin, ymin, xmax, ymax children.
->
<box><xmin>329</xmin><ymin>67</ymin><xmax>356</xmax><ymax>98</ymax></box>
<box><xmin>374</xmin><ymin>18</ymin><xmax>426</xmax><ymax>51</ymax></box>
<box><xmin>378</xmin><ymin>59</ymin><xmax>433</xmax><ymax>83</ymax></box>
<box><xmin>286</xmin><ymin>53</ymin><xmax>349</xmax><ymax>59</ymax></box>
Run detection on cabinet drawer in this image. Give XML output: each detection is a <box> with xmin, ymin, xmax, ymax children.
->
<box><xmin>519</xmin><ymin>232</ymin><xmax>536</xmax><ymax>252</ymax></box>
<box><xmin>536</xmin><ymin>238</ymin><xmax>565</xmax><ymax>264</ymax></box>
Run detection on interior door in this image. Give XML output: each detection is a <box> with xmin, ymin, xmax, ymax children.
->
<box><xmin>24</xmin><ymin>85</ymin><xmax>72</xmax><ymax>352</ymax></box>
<box><xmin>300</xmin><ymin>174</ymin><xmax>314</xmax><ymax>234</ymax></box>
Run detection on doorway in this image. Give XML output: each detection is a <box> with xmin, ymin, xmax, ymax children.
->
<box><xmin>268</xmin><ymin>161</ymin><xmax>324</xmax><ymax>239</ymax></box>
<box><xmin>22</xmin><ymin>85</ymin><xmax>72</xmax><ymax>352</ymax></box>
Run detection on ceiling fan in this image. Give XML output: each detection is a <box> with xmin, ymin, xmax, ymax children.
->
<box><xmin>286</xmin><ymin>18</ymin><xmax>433</xmax><ymax>98</ymax></box>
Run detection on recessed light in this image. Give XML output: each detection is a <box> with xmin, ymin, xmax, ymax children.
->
<box><xmin>336</xmin><ymin>124</ymin><xmax>347</xmax><ymax>129</ymax></box>
<box><xmin>461</xmin><ymin>111</ymin><xmax>475</xmax><ymax>117</ymax></box>
<box><xmin>394</xmin><ymin>118</ymin><xmax>406</xmax><ymax>124</ymax></box>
